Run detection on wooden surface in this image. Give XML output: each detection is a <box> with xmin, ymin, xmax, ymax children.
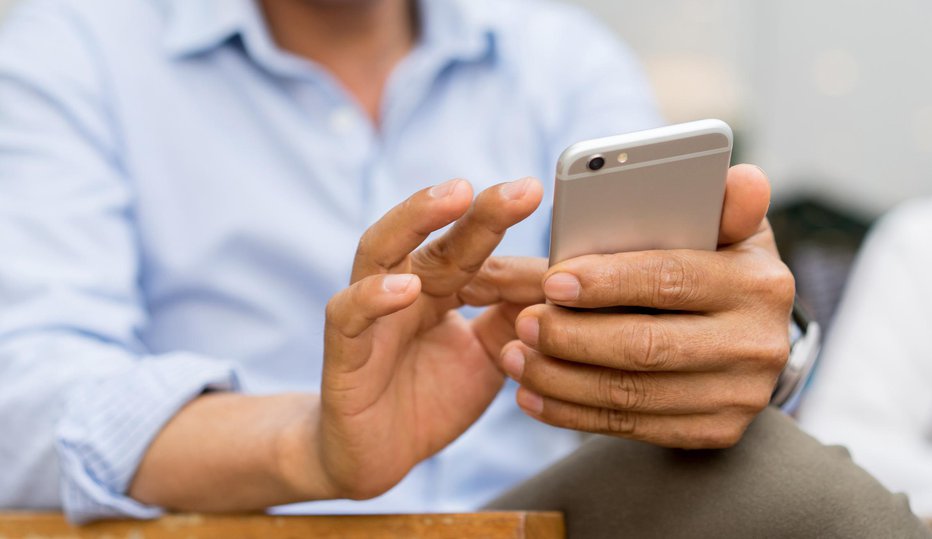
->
<box><xmin>0</xmin><ymin>511</ymin><xmax>565</xmax><ymax>539</ymax></box>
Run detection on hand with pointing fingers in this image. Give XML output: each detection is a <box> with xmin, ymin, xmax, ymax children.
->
<box><xmin>317</xmin><ymin>176</ymin><xmax>547</xmax><ymax>500</ymax></box>
<box><xmin>498</xmin><ymin>165</ymin><xmax>796</xmax><ymax>449</ymax></box>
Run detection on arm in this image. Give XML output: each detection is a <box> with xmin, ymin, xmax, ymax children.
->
<box><xmin>129</xmin><ymin>392</ymin><xmax>331</xmax><ymax>510</ymax></box>
<box><xmin>798</xmin><ymin>201</ymin><xmax>932</xmax><ymax>517</ymax></box>
<box><xmin>130</xmin><ymin>178</ymin><xmax>547</xmax><ymax>508</ymax></box>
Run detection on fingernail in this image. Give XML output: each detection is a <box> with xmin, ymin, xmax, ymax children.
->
<box><xmin>544</xmin><ymin>273</ymin><xmax>580</xmax><ymax>301</ymax></box>
<box><xmin>517</xmin><ymin>388</ymin><xmax>544</xmax><ymax>415</ymax></box>
<box><xmin>429</xmin><ymin>179</ymin><xmax>461</xmax><ymax>198</ymax></box>
<box><xmin>383</xmin><ymin>274</ymin><xmax>415</xmax><ymax>294</ymax></box>
<box><xmin>516</xmin><ymin>317</ymin><xmax>539</xmax><ymax>347</ymax></box>
<box><xmin>500</xmin><ymin>178</ymin><xmax>532</xmax><ymax>200</ymax></box>
<box><xmin>501</xmin><ymin>347</ymin><xmax>525</xmax><ymax>380</ymax></box>
<box><xmin>752</xmin><ymin>164</ymin><xmax>767</xmax><ymax>178</ymax></box>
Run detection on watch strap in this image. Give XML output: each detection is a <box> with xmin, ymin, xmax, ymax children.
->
<box><xmin>771</xmin><ymin>300</ymin><xmax>822</xmax><ymax>409</ymax></box>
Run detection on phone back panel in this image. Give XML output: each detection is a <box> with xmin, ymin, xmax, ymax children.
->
<box><xmin>549</xmin><ymin>120</ymin><xmax>732</xmax><ymax>266</ymax></box>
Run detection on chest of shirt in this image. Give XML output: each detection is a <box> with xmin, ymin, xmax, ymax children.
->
<box><xmin>110</xmin><ymin>47</ymin><xmax>555</xmax><ymax>327</ymax></box>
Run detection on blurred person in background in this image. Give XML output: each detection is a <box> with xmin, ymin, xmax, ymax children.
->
<box><xmin>0</xmin><ymin>0</ymin><xmax>928</xmax><ymax>537</ymax></box>
<box><xmin>799</xmin><ymin>198</ymin><xmax>932</xmax><ymax>522</ymax></box>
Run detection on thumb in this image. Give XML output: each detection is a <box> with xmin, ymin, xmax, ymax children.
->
<box><xmin>324</xmin><ymin>273</ymin><xmax>421</xmax><ymax>374</ymax></box>
<box><xmin>718</xmin><ymin>164</ymin><xmax>772</xmax><ymax>246</ymax></box>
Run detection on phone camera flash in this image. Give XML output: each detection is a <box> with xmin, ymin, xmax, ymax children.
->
<box><xmin>617</xmin><ymin>152</ymin><xmax>628</xmax><ymax>164</ymax></box>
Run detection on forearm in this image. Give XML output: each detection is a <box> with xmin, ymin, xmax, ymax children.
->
<box><xmin>129</xmin><ymin>392</ymin><xmax>334</xmax><ymax>512</ymax></box>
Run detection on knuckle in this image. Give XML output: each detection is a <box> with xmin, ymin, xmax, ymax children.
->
<box><xmin>650</xmin><ymin>255</ymin><xmax>698</xmax><ymax>308</ymax></box>
<box><xmin>538</xmin><ymin>310</ymin><xmax>582</xmax><ymax>357</ymax></box>
<box><xmin>603</xmin><ymin>408</ymin><xmax>639</xmax><ymax>436</ymax></box>
<box><xmin>695</xmin><ymin>422</ymin><xmax>746</xmax><ymax>449</ymax></box>
<box><xmin>421</xmin><ymin>238</ymin><xmax>484</xmax><ymax>275</ymax></box>
<box><xmin>751</xmin><ymin>260</ymin><xmax>796</xmax><ymax>309</ymax></box>
<box><xmin>356</xmin><ymin>230</ymin><xmax>396</xmax><ymax>273</ymax></box>
<box><xmin>605</xmin><ymin>259</ymin><xmax>629</xmax><ymax>297</ymax></box>
<box><xmin>458</xmin><ymin>272</ymin><xmax>495</xmax><ymax>306</ymax></box>
<box><xmin>623</xmin><ymin>321</ymin><xmax>674</xmax><ymax>371</ymax></box>
<box><xmin>324</xmin><ymin>296</ymin><xmax>340</xmax><ymax>322</ymax></box>
<box><xmin>599</xmin><ymin>370</ymin><xmax>648</xmax><ymax>410</ymax></box>
<box><xmin>457</xmin><ymin>282</ymin><xmax>489</xmax><ymax>306</ymax></box>
<box><xmin>324</xmin><ymin>294</ymin><xmax>356</xmax><ymax>338</ymax></box>
<box><xmin>341</xmin><ymin>480</ymin><xmax>391</xmax><ymax>501</ymax></box>
<box><xmin>420</xmin><ymin>238</ymin><xmax>450</xmax><ymax>268</ymax></box>
<box><xmin>561</xmin><ymin>410</ymin><xmax>588</xmax><ymax>433</ymax></box>
<box><xmin>726</xmin><ymin>381</ymin><xmax>772</xmax><ymax>415</ymax></box>
<box><xmin>771</xmin><ymin>336</ymin><xmax>792</xmax><ymax>370</ymax></box>
<box><xmin>355</xmin><ymin>229</ymin><xmax>375</xmax><ymax>258</ymax></box>
<box><xmin>745</xmin><ymin>387</ymin><xmax>773</xmax><ymax>413</ymax></box>
<box><xmin>718</xmin><ymin>422</ymin><xmax>750</xmax><ymax>448</ymax></box>
<box><xmin>776</xmin><ymin>263</ymin><xmax>797</xmax><ymax>295</ymax></box>
<box><xmin>482</xmin><ymin>256</ymin><xmax>508</xmax><ymax>277</ymax></box>
<box><xmin>472</xmin><ymin>205</ymin><xmax>510</xmax><ymax>236</ymax></box>
<box><xmin>754</xmin><ymin>332</ymin><xmax>792</xmax><ymax>373</ymax></box>
<box><xmin>541</xmin><ymin>401</ymin><xmax>583</xmax><ymax>432</ymax></box>
<box><xmin>458</xmin><ymin>258</ymin><xmax>486</xmax><ymax>275</ymax></box>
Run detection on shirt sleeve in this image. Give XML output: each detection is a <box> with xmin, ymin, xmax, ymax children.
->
<box><xmin>797</xmin><ymin>200</ymin><xmax>932</xmax><ymax>517</ymax></box>
<box><xmin>0</xmin><ymin>2</ymin><xmax>240</xmax><ymax>523</ymax></box>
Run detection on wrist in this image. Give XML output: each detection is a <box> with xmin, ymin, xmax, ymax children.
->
<box><xmin>274</xmin><ymin>393</ymin><xmax>340</xmax><ymax>501</ymax></box>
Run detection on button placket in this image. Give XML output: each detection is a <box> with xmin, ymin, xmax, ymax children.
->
<box><xmin>329</xmin><ymin>106</ymin><xmax>358</xmax><ymax>135</ymax></box>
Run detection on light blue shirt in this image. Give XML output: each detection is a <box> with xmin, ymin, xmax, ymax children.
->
<box><xmin>0</xmin><ymin>0</ymin><xmax>660</xmax><ymax>523</ymax></box>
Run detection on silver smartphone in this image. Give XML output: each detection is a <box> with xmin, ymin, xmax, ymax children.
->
<box><xmin>549</xmin><ymin>119</ymin><xmax>733</xmax><ymax>266</ymax></box>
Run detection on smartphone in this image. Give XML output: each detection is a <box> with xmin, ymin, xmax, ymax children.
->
<box><xmin>548</xmin><ymin>119</ymin><xmax>733</xmax><ymax>266</ymax></box>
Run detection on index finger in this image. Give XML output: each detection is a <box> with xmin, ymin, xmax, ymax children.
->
<box><xmin>411</xmin><ymin>177</ymin><xmax>543</xmax><ymax>297</ymax></box>
<box><xmin>457</xmin><ymin>256</ymin><xmax>548</xmax><ymax>307</ymax></box>
<box><xmin>542</xmin><ymin>247</ymin><xmax>782</xmax><ymax>311</ymax></box>
<box><xmin>350</xmin><ymin>178</ymin><xmax>473</xmax><ymax>283</ymax></box>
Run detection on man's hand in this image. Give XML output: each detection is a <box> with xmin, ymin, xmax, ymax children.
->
<box><xmin>499</xmin><ymin>165</ymin><xmax>795</xmax><ymax>449</ymax></box>
<box><xmin>315</xmin><ymin>177</ymin><xmax>545</xmax><ymax>500</ymax></box>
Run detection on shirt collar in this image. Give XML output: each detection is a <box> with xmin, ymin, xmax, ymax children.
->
<box><xmin>161</xmin><ymin>0</ymin><xmax>498</xmax><ymax>66</ymax></box>
<box><xmin>161</xmin><ymin>0</ymin><xmax>252</xmax><ymax>57</ymax></box>
<box><xmin>417</xmin><ymin>0</ymin><xmax>497</xmax><ymax>65</ymax></box>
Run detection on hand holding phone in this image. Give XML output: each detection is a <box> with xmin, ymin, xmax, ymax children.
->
<box><xmin>497</xmin><ymin>122</ymin><xmax>795</xmax><ymax>449</ymax></box>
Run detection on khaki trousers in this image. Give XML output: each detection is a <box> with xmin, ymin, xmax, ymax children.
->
<box><xmin>488</xmin><ymin>407</ymin><xmax>931</xmax><ymax>538</ymax></box>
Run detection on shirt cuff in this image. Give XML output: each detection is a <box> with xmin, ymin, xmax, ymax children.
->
<box><xmin>55</xmin><ymin>353</ymin><xmax>240</xmax><ymax>524</ymax></box>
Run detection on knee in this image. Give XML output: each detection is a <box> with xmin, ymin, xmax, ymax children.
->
<box><xmin>490</xmin><ymin>409</ymin><xmax>930</xmax><ymax>538</ymax></box>
<box><xmin>701</xmin><ymin>408</ymin><xmax>929</xmax><ymax>537</ymax></box>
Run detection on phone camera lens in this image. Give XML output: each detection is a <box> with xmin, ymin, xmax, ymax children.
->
<box><xmin>587</xmin><ymin>156</ymin><xmax>605</xmax><ymax>171</ymax></box>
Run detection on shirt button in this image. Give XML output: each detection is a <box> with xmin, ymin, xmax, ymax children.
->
<box><xmin>330</xmin><ymin>107</ymin><xmax>357</xmax><ymax>135</ymax></box>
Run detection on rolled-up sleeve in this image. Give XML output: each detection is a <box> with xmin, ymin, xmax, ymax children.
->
<box><xmin>0</xmin><ymin>2</ymin><xmax>238</xmax><ymax>522</ymax></box>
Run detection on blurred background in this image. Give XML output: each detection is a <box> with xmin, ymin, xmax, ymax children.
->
<box><xmin>571</xmin><ymin>0</ymin><xmax>932</xmax><ymax>328</ymax></box>
<box><xmin>2</xmin><ymin>0</ymin><xmax>929</xmax><ymax>327</ymax></box>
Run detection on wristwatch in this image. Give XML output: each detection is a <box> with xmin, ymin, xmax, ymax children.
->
<box><xmin>770</xmin><ymin>300</ymin><xmax>821</xmax><ymax>409</ymax></box>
